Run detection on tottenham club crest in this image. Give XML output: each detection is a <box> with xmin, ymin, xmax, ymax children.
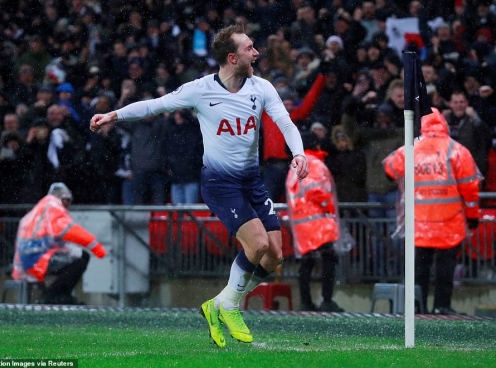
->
<box><xmin>250</xmin><ymin>95</ymin><xmax>257</xmax><ymax>110</ymax></box>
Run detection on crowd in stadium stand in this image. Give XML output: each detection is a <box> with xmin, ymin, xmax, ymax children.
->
<box><xmin>1</xmin><ymin>0</ymin><xmax>496</xmax><ymax>208</ymax></box>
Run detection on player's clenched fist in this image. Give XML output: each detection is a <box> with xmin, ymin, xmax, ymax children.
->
<box><xmin>90</xmin><ymin>111</ymin><xmax>117</xmax><ymax>132</ymax></box>
<box><xmin>292</xmin><ymin>154</ymin><xmax>309</xmax><ymax>180</ymax></box>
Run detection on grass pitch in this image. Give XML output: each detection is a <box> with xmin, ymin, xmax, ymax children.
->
<box><xmin>0</xmin><ymin>306</ymin><xmax>495</xmax><ymax>368</ymax></box>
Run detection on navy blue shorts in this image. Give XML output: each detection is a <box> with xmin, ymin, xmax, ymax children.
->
<box><xmin>200</xmin><ymin>166</ymin><xmax>281</xmax><ymax>236</ymax></box>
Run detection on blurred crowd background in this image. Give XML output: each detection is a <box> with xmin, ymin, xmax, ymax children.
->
<box><xmin>1</xmin><ymin>0</ymin><xmax>496</xmax><ymax>208</ymax></box>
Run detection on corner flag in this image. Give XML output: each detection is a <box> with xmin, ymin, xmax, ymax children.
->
<box><xmin>402</xmin><ymin>50</ymin><xmax>431</xmax><ymax>349</ymax></box>
<box><xmin>402</xmin><ymin>51</ymin><xmax>431</xmax><ymax>131</ymax></box>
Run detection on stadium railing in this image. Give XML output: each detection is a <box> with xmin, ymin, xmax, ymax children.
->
<box><xmin>1</xmin><ymin>198</ymin><xmax>495</xmax><ymax>287</ymax></box>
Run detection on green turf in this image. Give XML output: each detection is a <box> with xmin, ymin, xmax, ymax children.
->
<box><xmin>0</xmin><ymin>309</ymin><xmax>495</xmax><ymax>367</ymax></box>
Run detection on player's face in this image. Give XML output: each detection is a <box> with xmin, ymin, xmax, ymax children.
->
<box><xmin>232</xmin><ymin>33</ymin><xmax>259</xmax><ymax>78</ymax></box>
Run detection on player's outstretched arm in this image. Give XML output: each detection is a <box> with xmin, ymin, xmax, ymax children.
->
<box><xmin>292</xmin><ymin>154</ymin><xmax>309</xmax><ymax>179</ymax></box>
<box><xmin>90</xmin><ymin>111</ymin><xmax>118</xmax><ymax>132</ymax></box>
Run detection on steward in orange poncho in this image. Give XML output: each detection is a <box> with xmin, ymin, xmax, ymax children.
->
<box><xmin>286</xmin><ymin>131</ymin><xmax>344</xmax><ymax>313</ymax></box>
<box><xmin>12</xmin><ymin>182</ymin><xmax>107</xmax><ymax>304</ymax></box>
<box><xmin>383</xmin><ymin>108</ymin><xmax>481</xmax><ymax>315</ymax></box>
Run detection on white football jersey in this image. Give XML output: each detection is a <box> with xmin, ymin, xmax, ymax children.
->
<box><xmin>116</xmin><ymin>74</ymin><xmax>303</xmax><ymax>179</ymax></box>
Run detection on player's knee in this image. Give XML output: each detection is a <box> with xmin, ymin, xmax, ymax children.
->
<box><xmin>255</xmin><ymin>241</ymin><xmax>269</xmax><ymax>259</ymax></box>
<box><xmin>253</xmin><ymin>234</ymin><xmax>270</xmax><ymax>258</ymax></box>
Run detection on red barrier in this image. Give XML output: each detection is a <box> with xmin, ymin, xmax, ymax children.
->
<box><xmin>465</xmin><ymin>209</ymin><xmax>496</xmax><ymax>260</ymax></box>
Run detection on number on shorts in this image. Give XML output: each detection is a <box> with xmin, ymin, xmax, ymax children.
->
<box><xmin>265</xmin><ymin>198</ymin><xmax>276</xmax><ymax>215</ymax></box>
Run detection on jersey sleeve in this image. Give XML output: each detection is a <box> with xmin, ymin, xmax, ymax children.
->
<box><xmin>275</xmin><ymin>115</ymin><xmax>304</xmax><ymax>157</ymax></box>
<box><xmin>260</xmin><ymin>79</ymin><xmax>304</xmax><ymax>157</ymax></box>
<box><xmin>116</xmin><ymin>80</ymin><xmax>200</xmax><ymax>120</ymax></box>
<box><xmin>261</xmin><ymin>79</ymin><xmax>290</xmax><ymax>123</ymax></box>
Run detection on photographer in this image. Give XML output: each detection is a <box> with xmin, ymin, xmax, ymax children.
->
<box><xmin>12</xmin><ymin>183</ymin><xmax>107</xmax><ymax>304</ymax></box>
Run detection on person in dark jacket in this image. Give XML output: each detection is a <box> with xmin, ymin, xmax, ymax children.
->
<box><xmin>164</xmin><ymin>108</ymin><xmax>203</xmax><ymax>204</ymax></box>
<box><xmin>443</xmin><ymin>90</ymin><xmax>492</xmax><ymax>177</ymax></box>
<box><xmin>326</xmin><ymin>125</ymin><xmax>367</xmax><ymax>207</ymax></box>
<box><xmin>118</xmin><ymin>111</ymin><xmax>169</xmax><ymax>205</ymax></box>
<box><xmin>20</xmin><ymin>118</ymin><xmax>53</xmax><ymax>204</ymax></box>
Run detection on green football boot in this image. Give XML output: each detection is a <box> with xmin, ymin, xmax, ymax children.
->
<box><xmin>200</xmin><ymin>299</ymin><xmax>226</xmax><ymax>348</ymax></box>
<box><xmin>218</xmin><ymin>304</ymin><xmax>253</xmax><ymax>343</ymax></box>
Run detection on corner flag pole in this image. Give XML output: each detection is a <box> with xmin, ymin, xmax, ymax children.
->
<box><xmin>403</xmin><ymin>107</ymin><xmax>415</xmax><ymax>348</ymax></box>
<box><xmin>402</xmin><ymin>51</ymin><xmax>431</xmax><ymax>348</ymax></box>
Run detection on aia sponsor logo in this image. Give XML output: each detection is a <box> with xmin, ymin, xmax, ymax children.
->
<box><xmin>216</xmin><ymin>116</ymin><xmax>256</xmax><ymax>135</ymax></box>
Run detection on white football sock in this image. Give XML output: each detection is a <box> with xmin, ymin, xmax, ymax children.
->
<box><xmin>214</xmin><ymin>257</ymin><xmax>254</xmax><ymax>310</ymax></box>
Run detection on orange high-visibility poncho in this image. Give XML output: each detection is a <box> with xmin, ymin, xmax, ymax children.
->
<box><xmin>12</xmin><ymin>195</ymin><xmax>106</xmax><ymax>282</ymax></box>
<box><xmin>286</xmin><ymin>150</ymin><xmax>340</xmax><ymax>255</ymax></box>
<box><xmin>383</xmin><ymin>108</ymin><xmax>481</xmax><ymax>248</ymax></box>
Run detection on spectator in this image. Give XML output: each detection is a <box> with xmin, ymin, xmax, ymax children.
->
<box><xmin>429</xmin><ymin>87</ymin><xmax>450</xmax><ymax>112</ymax></box>
<box><xmin>366</xmin><ymin>41</ymin><xmax>384</xmax><ymax>67</ymax></box>
<box><xmin>14</xmin><ymin>34</ymin><xmax>51</xmax><ymax>83</ymax></box>
<box><xmin>327</xmin><ymin>125</ymin><xmax>367</xmax><ymax>205</ymax></box>
<box><xmin>11</xmin><ymin>64</ymin><xmax>38</xmax><ymax>106</ymax></box>
<box><xmin>369</xmin><ymin>62</ymin><xmax>394</xmax><ymax>104</ymax></box>
<box><xmin>266</xmin><ymin>34</ymin><xmax>295</xmax><ymax>81</ymax></box>
<box><xmin>45</xmin><ymin>104</ymin><xmax>87</xmax><ymax>200</ymax></box>
<box><xmin>118</xmin><ymin>111</ymin><xmax>169</xmax><ymax>205</ymax></box>
<box><xmin>322</xmin><ymin>35</ymin><xmax>350</xmax><ymax>77</ymax></box>
<box><xmin>381</xmin><ymin>79</ymin><xmax>407</xmax><ymax>128</ymax></box>
<box><xmin>461</xmin><ymin>68</ymin><xmax>496</xmax><ymax>124</ymax></box>
<box><xmin>192</xmin><ymin>16</ymin><xmax>216</xmax><ymax>60</ymax></box>
<box><xmin>421</xmin><ymin>63</ymin><xmax>440</xmax><ymax>95</ymax></box>
<box><xmin>371</xmin><ymin>32</ymin><xmax>396</xmax><ymax>60</ymax></box>
<box><xmin>469</xmin><ymin>0</ymin><xmax>496</xmax><ymax>43</ymax></box>
<box><xmin>55</xmin><ymin>82</ymin><xmax>82</xmax><ymax>128</ymax></box>
<box><xmin>341</xmin><ymin>69</ymin><xmax>378</xmax><ymax>127</ymax></box>
<box><xmin>53</xmin><ymin>36</ymin><xmax>82</xmax><ymax>86</ymax></box>
<box><xmin>286</xmin><ymin>131</ymin><xmax>344</xmax><ymax>312</ymax></box>
<box><xmin>19</xmin><ymin>84</ymin><xmax>54</xmax><ymax>131</ymax></box>
<box><xmin>443</xmin><ymin>90</ymin><xmax>492</xmax><ymax>177</ymax></box>
<box><xmin>384</xmin><ymin>53</ymin><xmax>403</xmax><ymax>80</ymax></box>
<box><xmin>12</xmin><ymin>182</ymin><xmax>107</xmax><ymax>305</ymax></box>
<box><xmin>108</xmin><ymin>39</ymin><xmax>130</xmax><ymax>88</ymax></box>
<box><xmin>290</xmin><ymin>4</ymin><xmax>319</xmax><ymax>53</ymax></box>
<box><xmin>330</xmin><ymin>10</ymin><xmax>367</xmax><ymax>65</ymax></box>
<box><xmin>0</xmin><ymin>131</ymin><xmax>26</xmax><ymax>205</ymax></box>
<box><xmin>21</xmin><ymin>118</ymin><xmax>52</xmax><ymax>204</ymax></box>
<box><xmin>205</xmin><ymin>4</ymin><xmax>224</xmax><ymax>32</ymax></box>
<box><xmin>84</xmin><ymin>94</ymin><xmax>125</xmax><ymax>204</ymax></box>
<box><xmin>0</xmin><ymin>89</ymin><xmax>14</xmax><ymax>122</ymax></box>
<box><xmin>153</xmin><ymin>63</ymin><xmax>181</xmax><ymax>97</ymax></box>
<box><xmin>79</xmin><ymin>66</ymin><xmax>104</xmax><ymax>102</ymax></box>
<box><xmin>342</xmin><ymin>103</ymin><xmax>404</xmax><ymax>277</ymax></box>
<box><xmin>291</xmin><ymin>46</ymin><xmax>320</xmax><ymax>98</ymax></box>
<box><xmin>126</xmin><ymin>57</ymin><xmax>154</xmax><ymax>100</ymax></box>
<box><xmin>310</xmin><ymin>121</ymin><xmax>330</xmax><ymax>152</ymax></box>
<box><xmin>116</xmin><ymin>79</ymin><xmax>139</xmax><ymax>110</ymax></box>
<box><xmin>165</xmin><ymin>109</ymin><xmax>203</xmax><ymax>205</ymax></box>
<box><xmin>350</xmin><ymin>42</ymin><xmax>370</xmax><ymax>73</ymax></box>
<box><xmin>310</xmin><ymin>63</ymin><xmax>349</xmax><ymax>130</ymax></box>
<box><xmin>358</xmin><ymin>0</ymin><xmax>381</xmax><ymax>43</ymax></box>
<box><xmin>142</xmin><ymin>19</ymin><xmax>161</xmax><ymax>53</ymax></box>
<box><xmin>425</xmin><ymin>23</ymin><xmax>460</xmax><ymax>73</ymax></box>
<box><xmin>383</xmin><ymin>108</ymin><xmax>481</xmax><ymax>315</ymax></box>
<box><xmin>1</xmin><ymin>113</ymin><xmax>23</xmax><ymax>141</ymax></box>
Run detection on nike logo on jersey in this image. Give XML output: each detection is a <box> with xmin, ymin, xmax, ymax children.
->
<box><xmin>209</xmin><ymin>102</ymin><xmax>222</xmax><ymax>106</ymax></box>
